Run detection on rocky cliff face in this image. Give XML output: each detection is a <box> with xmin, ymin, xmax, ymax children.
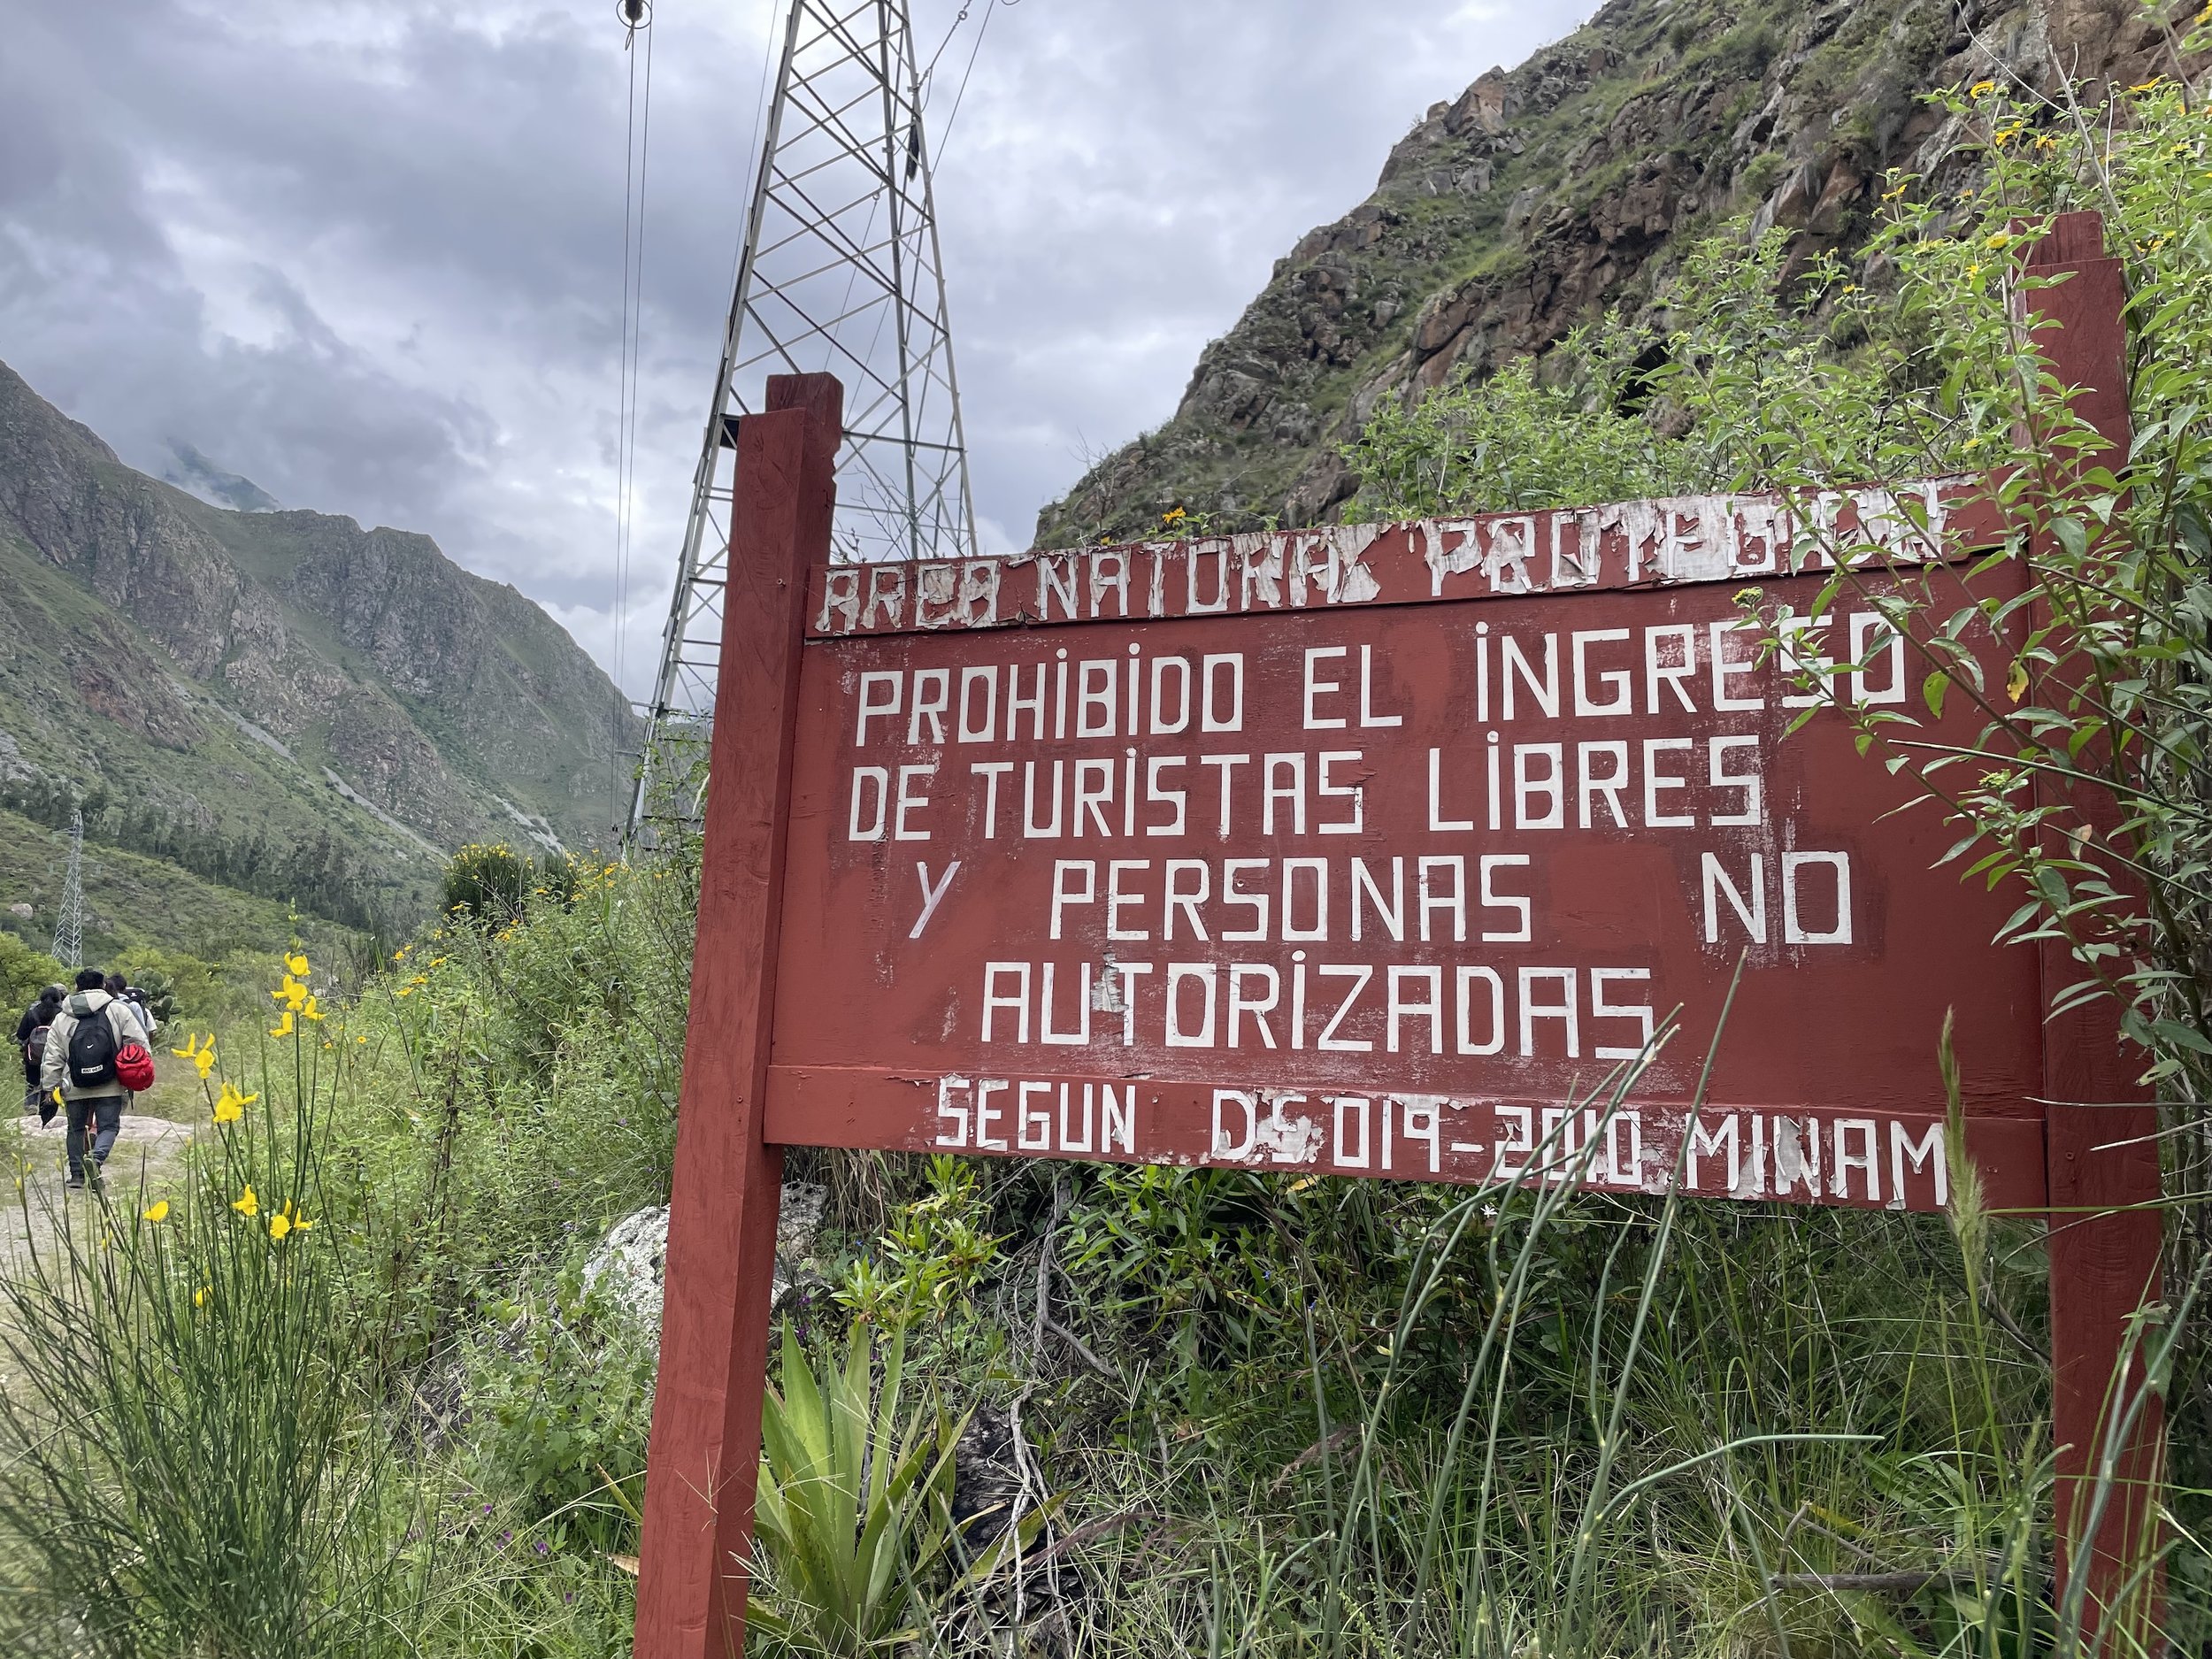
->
<box><xmin>0</xmin><ymin>357</ymin><xmax>638</xmax><ymax>922</ymax></box>
<box><xmin>1034</xmin><ymin>0</ymin><xmax>2177</xmax><ymax>547</ymax></box>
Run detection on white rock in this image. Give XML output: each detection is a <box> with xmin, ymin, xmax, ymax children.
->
<box><xmin>583</xmin><ymin>1204</ymin><xmax>670</xmax><ymax>1331</ymax></box>
<box><xmin>584</xmin><ymin>1183</ymin><xmax>829</xmax><ymax>1339</ymax></box>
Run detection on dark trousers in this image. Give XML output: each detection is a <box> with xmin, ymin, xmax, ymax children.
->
<box><xmin>66</xmin><ymin>1095</ymin><xmax>122</xmax><ymax>1178</ymax></box>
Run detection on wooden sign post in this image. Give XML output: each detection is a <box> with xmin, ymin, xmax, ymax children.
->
<box><xmin>635</xmin><ymin>215</ymin><xmax>2162</xmax><ymax>1659</ymax></box>
<box><xmin>2020</xmin><ymin>214</ymin><xmax>2162</xmax><ymax>1624</ymax></box>
<box><xmin>634</xmin><ymin>373</ymin><xmax>841</xmax><ymax>1659</ymax></box>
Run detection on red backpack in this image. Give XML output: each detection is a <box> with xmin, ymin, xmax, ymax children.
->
<box><xmin>116</xmin><ymin>1041</ymin><xmax>155</xmax><ymax>1094</ymax></box>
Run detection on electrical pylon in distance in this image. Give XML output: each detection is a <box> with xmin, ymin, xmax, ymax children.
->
<box><xmin>51</xmin><ymin>807</ymin><xmax>84</xmax><ymax>969</ymax></box>
<box><xmin>628</xmin><ymin>0</ymin><xmax>979</xmax><ymax>836</ymax></box>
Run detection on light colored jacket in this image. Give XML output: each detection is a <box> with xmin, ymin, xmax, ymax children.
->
<box><xmin>39</xmin><ymin>991</ymin><xmax>150</xmax><ymax>1102</ymax></box>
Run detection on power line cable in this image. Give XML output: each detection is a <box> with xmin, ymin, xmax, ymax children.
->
<box><xmin>930</xmin><ymin>0</ymin><xmax>1018</xmax><ymax>155</ymax></box>
<box><xmin>627</xmin><ymin>9</ymin><xmax>655</xmax><ymax>664</ymax></box>
<box><xmin>612</xmin><ymin>0</ymin><xmax>655</xmax><ymax>833</ymax></box>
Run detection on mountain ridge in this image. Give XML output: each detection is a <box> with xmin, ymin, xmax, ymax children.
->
<box><xmin>0</xmin><ymin>356</ymin><xmax>637</xmax><ymax>944</ymax></box>
<box><xmin>1034</xmin><ymin>0</ymin><xmax>2174</xmax><ymax>546</ymax></box>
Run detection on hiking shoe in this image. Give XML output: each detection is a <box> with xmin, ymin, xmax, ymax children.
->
<box><xmin>65</xmin><ymin>1174</ymin><xmax>86</xmax><ymax>1190</ymax></box>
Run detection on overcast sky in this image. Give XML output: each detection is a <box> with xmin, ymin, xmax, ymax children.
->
<box><xmin>2</xmin><ymin>0</ymin><xmax>1589</xmax><ymax>696</ymax></box>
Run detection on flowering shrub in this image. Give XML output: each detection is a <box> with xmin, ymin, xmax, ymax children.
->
<box><xmin>0</xmin><ymin>952</ymin><xmax>421</xmax><ymax>1657</ymax></box>
<box><xmin>442</xmin><ymin>841</ymin><xmax>534</xmax><ymax>922</ymax></box>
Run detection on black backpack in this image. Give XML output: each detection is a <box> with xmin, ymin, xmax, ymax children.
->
<box><xmin>65</xmin><ymin>1002</ymin><xmax>118</xmax><ymax>1091</ymax></box>
<box><xmin>25</xmin><ymin>1023</ymin><xmax>50</xmax><ymax>1073</ymax></box>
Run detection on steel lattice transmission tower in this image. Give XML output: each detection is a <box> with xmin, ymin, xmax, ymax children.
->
<box><xmin>51</xmin><ymin>808</ymin><xmax>84</xmax><ymax>969</ymax></box>
<box><xmin>628</xmin><ymin>0</ymin><xmax>979</xmax><ymax>834</ymax></box>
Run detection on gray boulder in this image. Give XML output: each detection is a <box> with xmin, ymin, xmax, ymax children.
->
<box><xmin>583</xmin><ymin>1184</ymin><xmax>829</xmax><ymax>1339</ymax></box>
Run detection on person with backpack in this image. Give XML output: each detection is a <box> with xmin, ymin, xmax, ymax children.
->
<box><xmin>39</xmin><ymin>968</ymin><xmax>154</xmax><ymax>1189</ymax></box>
<box><xmin>104</xmin><ymin>972</ymin><xmax>158</xmax><ymax>1041</ymax></box>
<box><xmin>16</xmin><ymin>984</ymin><xmax>63</xmax><ymax>1120</ymax></box>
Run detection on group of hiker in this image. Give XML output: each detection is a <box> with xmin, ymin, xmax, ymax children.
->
<box><xmin>15</xmin><ymin>972</ymin><xmax>160</xmax><ymax>1189</ymax></box>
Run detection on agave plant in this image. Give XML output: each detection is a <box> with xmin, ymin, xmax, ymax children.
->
<box><xmin>747</xmin><ymin>1321</ymin><xmax>964</xmax><ymax>1655</ymax></box>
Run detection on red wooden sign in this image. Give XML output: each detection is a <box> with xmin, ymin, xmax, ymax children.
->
<box><xmin>772</xmin><ymin>491</ymin><xmax>2037</xmax><ymax>1213</ymax></box>
<box><xmin>635</xmin><ymin>215</ymin><xmax>2161</xmax><ymax>1659</ymax></box>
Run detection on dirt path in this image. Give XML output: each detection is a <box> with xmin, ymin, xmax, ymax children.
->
<box><xmin>0</xmin><ymin>1109</ymin><xmax>195</xmax><ymax>1276</ymax></box>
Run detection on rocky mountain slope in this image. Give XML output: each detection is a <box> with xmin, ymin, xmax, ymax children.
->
<box><xmin>0</xmin><ymin>357</ymin><xmax>638</xmax><ymax>935</ymax></box>
<box><xmin>1035</xmin><ymin>0</ymin><xmax>2177</xmax><ymax>545</ymax></box>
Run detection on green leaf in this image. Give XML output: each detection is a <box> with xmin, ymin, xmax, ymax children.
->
<box><xmin>2150</xmin><ymin>1019</ymin><xmax>2212</xmax><ymax>1056</ymax></box>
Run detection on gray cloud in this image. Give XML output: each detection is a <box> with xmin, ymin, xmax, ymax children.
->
<box><xmin>2</xmin><ymin>0</ymin><xmax>1588</xmax><ymax>695</ymax></box>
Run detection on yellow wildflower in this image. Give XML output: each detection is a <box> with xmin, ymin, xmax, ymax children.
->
<box><xmin>272</xmin><ymin>975</ymin><xmax>308</xmax><ymax>1012</ymax></box>
<box><xmin>395</xmin><ymin>986</ymin><xmax>415</xmax><ymax>999</ymax></box>
<box><xmin>1161</xmin><ymin>505</ymin><xmax>1187</xmax><ymax>524</ymax></box>
<box><xmin>194</xmin><ymin>1286</ymin><xmax>210</xmax><ymax>1310</ymax></box>
<box><xmin>269</xmin><ymin>1210</ymin><xmax>293</xmax><ymax>1241</ymax></box>
<box><xmin>213</xmin><ymin>1083</ymin><xmax>257</xmax><ymax>1125</ymax></box>
<box><xmin>142</xmin><ymin>1200</ymin><xmax>170</xmax><ymax>1223</ymax></box>
<box><xmin>2130</xmin><ymin>78</ymin><xmax>2163</xmax><ymax>93</ymax></box>
<box><xmin>303</xmin><ymin>995</ymin><xmax>324</xmax><ymax>1023</ymax></box>
<box><xmin>285</xmin><ymin>951</ymin><xmax>310</xmax><ymax>978</ymax></box>
<box><xmin>1985</xmin><ymin>230</ymin><xmax>2012</xmax><ymax>250</ymax></box>
<box><xmin>172</xmin><ymin>1033</ymin><xmax>218</xmax><ymax>1080</ymax></box>
<box><xmin>270</xmin><ymin>1010</ymin><xmax>296</xmax><ymax>1038</ymax></box>
<box><xmin>1969</xmin><ymin>79</ymin><xmax>1996</xmax><ymax>96</ymax></box>
<box><xmin>233</xmin><ymin>1184</ymin><xmax>259</xmax><ymax>1218</ymax></box>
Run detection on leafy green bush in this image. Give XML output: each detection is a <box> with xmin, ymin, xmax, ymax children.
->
<box><xmin>0</xmin><ymin>931</ymin><xmax>63</xmax><ymax>1016</ymax></box>
<box><xmin>465</xmin><ymin>1278</ymin><xmax>657</xmax><ymax>1555</ymax></box>
<box><xmin>1343</xmin><ymin>349</ymin><xmax>1699</xmax><ymax>522</ymax></box>
<box><xmin>1734</xmin><ymin>146</ymin><xmax>1788</xmax><ymax>201</ymax></box>
<box><xmin>336</xmin><ymin>855</ymin><xmax>688</xmax><ymax>1368</ymax></box>
<box><xmin>834</xmin><ymin>1155</ymin><xmax>1000</xmax><ymax>1328</ymax></box>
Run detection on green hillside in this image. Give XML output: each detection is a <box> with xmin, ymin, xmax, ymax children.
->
<box><xmin>0</xmin><ymin>357</ymin><xmax>641</xmax><ymax>964</ymax></box>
